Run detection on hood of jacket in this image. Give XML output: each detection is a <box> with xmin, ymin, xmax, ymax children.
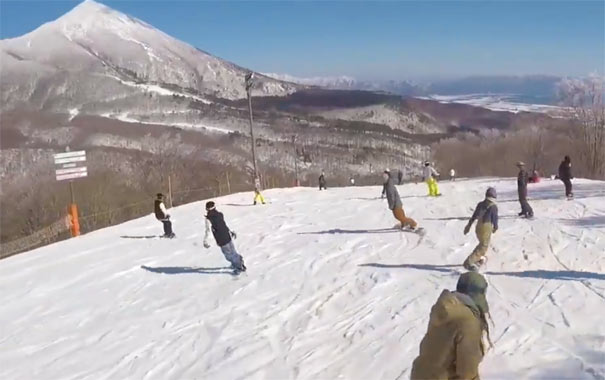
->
<box><xmin>428</xmin><ymin>290</ymin><xmax>481</xmax><ymax>328</ymax></box>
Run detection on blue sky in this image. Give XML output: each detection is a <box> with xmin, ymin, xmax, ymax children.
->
<box><xmin>1</xmin><ymin>1</ymin><xmax>603</xmax><ymax>80</ymax></box>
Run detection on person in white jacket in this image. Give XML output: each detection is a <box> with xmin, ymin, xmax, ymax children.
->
<box><xmin>423</xmin><ymin>162</ymin><xmax>441</xmax><ymax>196</ymax></box>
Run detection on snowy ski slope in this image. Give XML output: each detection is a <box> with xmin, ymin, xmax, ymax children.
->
<box><xmin>1</xmin><ymin>178</ymin><xmax>604</xmax><ymax>380</ymax></box>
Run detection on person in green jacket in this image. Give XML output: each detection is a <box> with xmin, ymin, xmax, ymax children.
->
<box><xmin>411</xmin><ymin>272</ymin><xmax>492</xmax><ymax>380</ymax></box>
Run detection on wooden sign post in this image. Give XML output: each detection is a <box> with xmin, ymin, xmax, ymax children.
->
<box><xmin>54</xmin><ymin>149</ymin><xmax>87</xmax><ymax>237</ymax></box>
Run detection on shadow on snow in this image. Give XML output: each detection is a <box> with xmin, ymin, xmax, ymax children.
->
<box><xmin>141</xmin><ymin>265</ymin><xmax>234</xmax><ymax>275</ymax></box>
<box><xmin>359</xmin><ymin>263</ymin><xmax>605</xmax><ymax>281</ymax></box>
<box><xmin>299</xmin><ymin>228</ymin><xmax>400</xmax><ymax>235</ymax></box>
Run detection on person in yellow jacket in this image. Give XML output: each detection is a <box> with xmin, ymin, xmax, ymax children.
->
<box><xmin>463</xmin><ymin>187</ymin><xmax>498</xmax><ymax>271</ymax></box>
<box><xmin>411</xmin><ymin>271</ymin><xmax>492</xmax><ymax>380</ymax></box>
<box><xmin>423</xmin><ymin>161</ymin><xmax>441</xmax><ymax>196</ymax></box>
<box><xmin>253</xmin><ymin>176</ymin><xmax>266</xmax><ymax>205</ymax></box>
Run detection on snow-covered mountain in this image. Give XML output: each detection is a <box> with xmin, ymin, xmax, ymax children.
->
<box><xmin>263</xmin><ymin>73</ymin><xmax>358</xmax><ymax>89</ymax></box>
<box><xmin>264</xmin><ymin>73</ymin><xmax>424</xmax><ymax>95</ymax></box>
<box><xmin>0</xmin><ymin>0</ymin><xmax>300</xmax><ymax>111</ymax></box>
<box><xmin>1</xmin><ymin>178</ymin><xmax>604</xmax><ymax>379</ymax></box>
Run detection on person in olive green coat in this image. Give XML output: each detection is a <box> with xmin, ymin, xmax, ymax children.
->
<box><xmin>411</xmin><ymin>272</ymin><xmax>491</xmax><ymax>380</ymax></box>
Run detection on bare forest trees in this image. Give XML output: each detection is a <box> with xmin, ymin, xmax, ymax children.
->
<box><xmin>558</xmin><ymin>75</ymin><xmax>605</xmax><ymax>179</ymax></box>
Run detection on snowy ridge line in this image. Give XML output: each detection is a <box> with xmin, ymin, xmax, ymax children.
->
<box><xmin>102</xmin><ymin>112</ymin><xmax>231</xmax><ymax>134</ymax></box>
<box><xmin>104</xmin><ymin>74</ymin><xmax>212</xmax><ymax>105</ymax></box>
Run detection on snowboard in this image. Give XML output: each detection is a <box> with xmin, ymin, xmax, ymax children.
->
<box><xmin>394</xmin><ymin>224</ymin><xmax>426</xmax><ymax>236</ymax></box>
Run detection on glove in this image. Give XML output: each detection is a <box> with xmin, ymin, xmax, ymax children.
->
<box><xmin>230</xmin><ymin>231</ymin><xmax>237</xmax><ymax>239</ymax></box>
<box><xmin>463</xmin><ymin>224</ymin><xmax>471</xmax><ymax>235</ymax></box>
<box><xmin>203</xmin><ymin>241</ymin><xmax>210</xmax><ymax>249</ymax></box>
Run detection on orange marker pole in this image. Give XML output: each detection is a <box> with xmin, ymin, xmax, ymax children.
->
<box><xmin>69</xmin><ymin>203</ymin><xmax>80</xmax><ymax>237</ymax></box>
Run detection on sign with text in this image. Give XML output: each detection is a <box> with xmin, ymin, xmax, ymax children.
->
<box><xmin>54</xmin><ymin>150</ymin><xmax>87</xmax><ymax>181</ymax></box>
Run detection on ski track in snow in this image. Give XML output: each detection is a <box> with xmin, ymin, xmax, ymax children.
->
<box><xmin>0</xmin><ymin>178</ymin><xmax>604</xmax><ymax>379</ymax></box>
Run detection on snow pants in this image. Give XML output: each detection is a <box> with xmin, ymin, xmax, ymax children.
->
<box><xmin>518</xmin><ymin>190</ymin><xmax>534</xmax><ymax>217</ymax></box>
<box><xmin>220</xmin><ymin>241</ymin><xmax>244</xmax><ymax>269</ymax></box>
<box><xmin>393</xmin><ymin>206</ymin><xmax>418</xmax><ymax>229</ymax></box>
<box><xmin>463</xmin><ymin>222</ymin><xmax>492</xmax><ymax>269</ymax></box>
<box><xmin>159</xmin><ymin>219</ymin><xmax>173</xmax><ymax>236</ymax></box>
<box><xmin>561</xmin><ymin>178</ymin><xmax>573</xmax><ymax>197</ymax></box>
<box><xmin>426</xmin><ymin>177</ymin><xmax>440</xmax><ymax>196</ymax></box>
<box><xmin>253</xmin><ymin>190</ymin><xmax>266</xmax><ymax>205</ymax></box>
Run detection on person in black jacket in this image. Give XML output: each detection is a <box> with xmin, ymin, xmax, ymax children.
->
<box><xmin>154</xmin><ymin>193</ymin><xmax>175</xmax><ymax>238</ymax></box>
<box><xmin>397</xmin><ymin>170</ymin><xmax>403</xmax><ymax>185</ymax></box>
<box><xmin>203</xmin><ymin>201</ymin><xmax>246</xmax><ymax>273</ymax></box>
<box><xmin>516</xmin><ymin>162</ymin><xmax>534</xmax><ymax>218</ymax></box>
<box><xmin>319</xmin><ymin>171</ymin><xmax>327</xmax><ymax>190</ymax></box>
<box><xmin>558</xmin><ymin>155</ymin><xmax>573</xmax><ymax>198</ymax></box>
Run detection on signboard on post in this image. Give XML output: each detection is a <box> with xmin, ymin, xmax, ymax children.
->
<box><xmin>53</xmin><ymin>149</ymin><xmax>87</xmax><ymax>237</ymax></box>
<box><xmin>54</xmin><ymin>150</ymin><xmax>87</xmax><ymax>181</ymax></box>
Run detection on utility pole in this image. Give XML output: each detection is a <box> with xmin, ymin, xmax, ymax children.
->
<box><xmin>245</xmin><ymin>72</ymin><xmax>258</xmax><ymax>182</ymax></box>
<box><xmin>292</xmin><ymin>135</ymin><xmax>299</xmax><ymax>186</ymax></box>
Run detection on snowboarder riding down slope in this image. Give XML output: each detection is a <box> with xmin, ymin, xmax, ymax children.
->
<box><xmin>383</xmin><ymin>169</ymin><xmax>418</xmax><ymax>230</ymax></box>
<box><xmin>154</xmin><ymin>193</ymin><xmax>175</xmax><ymax>238</ymax></box>
<box><xmin>463</xmin><ymin>187</ymin><xmax>498</xmax><ymax>271</ymax></box>
<box><xmin>423</xmin><ymin>161</ymin><xmax>441</xmax><ymax>196</ymax></box>
<box><xmin>203</xmin><ymin>201</ymin><xmax>246</xmax><ymax>274</ymax></box>
<box><xmin>558</xmin><ymin>155</ymin><xmax>573</xmax><ymax>199</ymax></box>
<box><xmin>253</xmin><ymin>177</ymin><xmax>266</xmax><ymax>205</ymax></box>
<box><xmin>516</xmin><ymin>161</ymin><xmax>534</xmax><ymax>218</ymax></box>
<box><xmin>411</xmin><ymin>271</ymin><xmax>492</xmax><ymax>380</ymax></box>
<box><xmin>319</xmin><ymin>171</ymin><xmax>327</xmax><ymax>190</ymax></box>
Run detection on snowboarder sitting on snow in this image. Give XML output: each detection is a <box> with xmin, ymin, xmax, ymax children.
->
<box><xmin>463</xmin><ymin>187</ymin><xmax>498</xmax><ymax>271</ymax></box>
<box><xmin>154</xmin><ymin>193</ymin><xmax>175</xmax><ymax>238</ymax></box>
<box><xmin>319</xmin><ymin>171</ymin><xmax>327</xmax><ymax>190</ymax></box>
<box><xmin>203</xmin><ymin>201</ymin><xmax>246</xmax><ymax>273</ymax></box>
<box><xmin>411</xmin><ymin>271</ymin><xmax>492</xmax><ymax>380</ymax></box>
<box><xmin>558</xmin><ymin>155</ymin><xmax>573</xmax><ymax>198</ymax></box>
<box><xmin>423</xmin><ymin>161</ymin><xmax>441</xmax><ymax>196</ymax></box>
<box><xmin>383</xmin><ymin>169</ymin><xmax>418</xmax><ymax>230</ymax></box>
<box><xmin>516</xmin><ymin>162</ymin><xmax>534</xmax><ymax>218</ymax></box>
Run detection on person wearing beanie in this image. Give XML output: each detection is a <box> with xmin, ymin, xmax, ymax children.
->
<box><xmin>462</xmin><ymin>187</ymin><xmax>498</xmax><ymax>271</ymax></box>
<box><xmin>516</xmin><ymin>162</ymin><xmax>534</xmax><ymax>218</ymax></box>
<box><xmin>423</xmin><ymin>161</ymin><xmax>441</xmax><ymax>197</ymax></box>
<box><xmin>382</xmin><ymin>169</ymin><xmax>418</xmax><ymax>230</ymax></box>
<box><xmin>411</xmin><ymin>272</ymin><xmax>491</xmax><ymax>380</ymax></box>
<box><xmin>558</xmin><ymin>155</ymin><xmax>573</xmax><ymax>198</ymax></box>
<box><xmin>154</xmin><ymin>193</ymin><xmax>175</xmax><ymax>238</ymax></box>
<box><xmin>203</xmin><ymin>201</ymin><xmax>246</xmax><ymax>273</ymax></box>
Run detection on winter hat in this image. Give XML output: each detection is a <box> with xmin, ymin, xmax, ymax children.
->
<box><xmin>156</xmin><ymin>193</ymin><xmax>164</xmax><ymax>199</ymax></box>
<box><xmin>384</xmin><ymin>168</ymin><xmax>390</xmax><ymax>173</ymax></box>
<box><xmin>516</xmin><ymin>161</ymin><xmax>525</xmax><ymax>167</ymax></box>
<box><xmin>564</xmin><ymin>155</ymin><xmax>571</xmax><ymax>162</ymax></box>
<box><xmin>485</xmin><ymin>187</ymin><xmax>497</xmax><ymax>199</ymax></box>
<box><xmin>456</xmin><ymin>272</ymin><xmax>489</xmax><ymax>314</ymax></box>
<box><xmin>205</xmin><ymin>201</ymin><xmax>216</xmax><ymax>211</ymax></box>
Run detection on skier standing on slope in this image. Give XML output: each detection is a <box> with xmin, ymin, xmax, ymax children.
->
<box><xmin>462</xmin><ymin>187</ymin><xmax>498</xmax><ymax>271</ymax></box>
<box><xmin>450</xmin><ymin>168</ymin><xmax>456</xmax><ymax>181</ymax></box>
<box><xmin>154</xmin><ymin>193</ymin><xmax>175</xmax><ymax>238</ymax></box>
<box><xmin>253</xmin><ymin>176</ymin><xmax>266</xmax><ymax>205</ymax></box>
<box><xmin>398</xmin><ymin>169</ymin><xmax>404</xmax><ymax>185</ymax></box>
<box><xmin>381</xmin><ymin>168</ymin><xmax>390</xmax><ymax>198</ymax></box>
<box><xmin>383</xmin><ymin>169</ymin><xmax>418</xmax><ymax>230</ymax></box>
<box><xmin>516</xmin><ymin>162</ymin><xmax>534</xmax><ymax>218</ymax></box>
<box><xmin>411</xmin><ymin>271</ymin><xmax>492</xmax><ymax>380</ymax></box>
<box><xmin>423</xmin><ymin>161</ymin><xmax>441</xmax><ymax>196</ymax></box>
<box><xmin>203</xmin><ymin>201</ymin><xmax>246</xmax><ymax>273</ymax></box>
<box><xmin>558</xmin><ymin>155</ymin><xmax>574</xmax><ymax>199</ymax></box>
<box><xmin>319</xmin><ymin>171</ymin><xmax>327</xmax><ymax>190</ymax></box>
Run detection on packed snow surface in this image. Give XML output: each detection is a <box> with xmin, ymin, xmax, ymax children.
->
<box><xmin>1</xmin><ymin>178</ymin><xmax>604</xmax><ymax>379</ymax></box>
